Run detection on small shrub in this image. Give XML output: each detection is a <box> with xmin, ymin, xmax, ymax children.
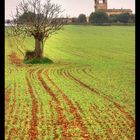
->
<box><xmin>24</xmin><ymin>57</ymin><xmax>53</xmax><ymax>64</ymax></box>
<box><xmin>25</xmin><ymin>51</ymin><xmax>36</xmax><ymax>60</ymax></box>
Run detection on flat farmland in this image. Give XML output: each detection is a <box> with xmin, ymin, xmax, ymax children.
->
<box><xmin>5</xmin><ymin>25</ymin><xmax>135</xmax><ymax>140</ymax></box>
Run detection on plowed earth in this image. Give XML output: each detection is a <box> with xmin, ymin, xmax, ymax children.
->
<box><xmin>5</xmin><ymin>26</ymin><xmax>135</xmax><ymax>140</ymax></box>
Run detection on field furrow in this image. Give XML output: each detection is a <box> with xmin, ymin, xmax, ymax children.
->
<box><xmin>37</xmin><ymin>68</ymin><xmax>72</xmax><ymax>139</ymax></box>
<box><xmin>66</xmin><ymin>71</ymin><xmax>134</xmax><ymax>123</ymax></box>
<box><xmin>45</xmin><ymin>69</ymin><xmax>91</xmax><ymax>139</ymax></box>
<box><xmin>26</xmin><ymin>77</ymin><xmax>38</xmax><ymax>139</ymax></box>
<box><xmin>5</xmin><ymin>25</ymin><xmax>135</xmax><ymax>139</ymax></box>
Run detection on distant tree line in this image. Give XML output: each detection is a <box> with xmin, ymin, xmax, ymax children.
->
<box><xmin>6</xmin><ymin>11</ymin><xmax>135</xmax><ymax>26</ymax></box>
<box><xmin>76</xmin><ymin>12</ymin><xmax>135</xmax><ymax>25</ymax></box>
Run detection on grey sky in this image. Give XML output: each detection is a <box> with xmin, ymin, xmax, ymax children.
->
<box><xmin>5</xmin><ymin>0</ymin><xmax>135</xmax><ymax>19</ymax></box>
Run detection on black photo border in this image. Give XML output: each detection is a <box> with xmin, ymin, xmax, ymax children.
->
<box><xmin>2</xmin><ymin>0</ymin><xmax>138</xmax><ymax>140</ymax></box>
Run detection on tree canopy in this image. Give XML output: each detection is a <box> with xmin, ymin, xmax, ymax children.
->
<box><xmin>9</xmin><ymin>0</ymin><xmax>65</xmax><ymax>59</ymax></box>
<box><xmin>89</xmin><ymin>12</ymin><xmax>109</xmax><ymax>24</ymax></box>
<box><xmin>117</xmin><ymin>13</ymin><xmax>130</xmax><ymax>23</ymax></box>
<box><xmin>78</xmin><ymin>14</ymin><xmax>87</xmax><ymax>23</ymax></box>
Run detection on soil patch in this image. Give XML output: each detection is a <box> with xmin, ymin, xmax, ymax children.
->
<box><xmin>8</xmin><ymin>52</ymin><xmax>23</xmax><ymax>66</ymax></box>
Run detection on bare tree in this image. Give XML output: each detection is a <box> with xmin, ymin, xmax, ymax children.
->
<box><xmin>8</xmin><ymin>0</ymin><xmax>65</xmax><ymax>59</ymax></box>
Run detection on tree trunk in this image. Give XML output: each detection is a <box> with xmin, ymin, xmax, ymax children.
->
<box><xmin>34</xmin><ymin>38</ymin><xmax>43</xmax><ymax>58</ymax></box>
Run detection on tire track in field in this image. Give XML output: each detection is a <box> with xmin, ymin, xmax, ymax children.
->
<box><xmin>6</xmin><ymin>82</ymin><xmax>30</xmax><ymax>139</ymax></box>
<box><xmin>63</xmin><ymin>70</ymin><xmax>135</xmax><ymax>127</ymax></box>
<box><xmin>18</xmin><ymin>79</ymin><xmax>34</xmax><ymax>140</ymax></box>
<box><xmin>28</xmin><ymin>68</ymin><xmax>46</xmax><ymax>140</ymax></box>
<box><xmin>89</xmin><ymin>107</ymin><xmax>112</xmax><ymax>140</ymax></box>
<box><xmin>82</xmin><ymin>68</ymin><xmax>97</xmax><ymax>80</ymax></box>
<box><xmin>22</xmin><ymin>89</ymin><xmax>32</xmax><ymax>140</ymax></box>
<box><xmin>26</xmin><ymin>77</ymin><xmax>38</xmax><ymax>140</ymax></box>
<box><xmin>7</xmin><ymin>83</ymin><xmax>17</xmax><ymax>140</ymax></box>
<box><xmin>102</xmin><ymin>106</ymin><xmax>134</xmax><ymax>139</ymax></box>
<box><xmin>49</xmin><ymin>100</ymin><xmax>59</xmax><ymax>139</ymax></box>
<box><xmin>97</xmin><ymin>104</ymin><xmax>134</xmax><ymax>139</ymax></box>
<box><xmin>75</xmin><ymin>67</ymin><xmax>99</xmax><ymax>83</ymax></box>
<box><xmin>75</xmin><ymin>101</ymin><xmax>114</xmax><ymax>140</ymax></box>
<box><xmin>9</xmin><ymin>83</ymin><xmax>16</xmax><ymax>116</ymax></box>
<box><xmin>81</xmin><ymin>67</ymin><xmax>135</xmax><ymax>121</ymax></box>
<box><xmin>5</xmin><ymin>87</ymin><xmax>11</xmax><ymax>137</ymax></box>
<box><xmin>90</xmin><ymin>105</ymin><xmax>122</xmax><ymax>140</ymax></box>
<box><xmin>45</xmin><ymin>69</ymin><xmax>91</xmax><ymax>139</ymax></box>
<box><xmin>74</xmin><ymin>101</ymin><xmax>102</xmax><ymax>140</ymax></box>
<box><xmin>77</xmin><ymin>99</ymin><xmax>130</xmax><ymax>140</ymax></box>
<box><xmin>7</xmin><ymin>85</ymin><xmax>26</xmax><ymax>139</ymax></box>
<box><xmin>92</xmin><ymin>104</ymin><xmax>123</xmax><ymax>139</ymax></box>
<box><xmin>58</xmin><ymin>67</ymin><xmax>135</xmax><ymax>135</ymax></box>
<box><xmin>82</xmin><ymin>67</ymin><xmax>134</xmax><ymax>107</ymax></box>
<box><xmin>5</xmin><ymin>87</ymin><xmax>11</xmax><ymax>112</ymax></box>
<box><xmin>45</xmin><ymin>112</ymin><xmax>51</xmax><ymax>139</ymax></box>
<box><xmin>8</xmin><ymin>85</ymin><xmax>23</xmax><ymax>140</ymax></box>
<box><xmin>28</xmin><ymin>67</ymin><xmax>52</xmax><ymax>139</ymax></box>
<box><xmin>61</xmin><ymin>68</ymin><xmax>113</xmax><ymax>101</ymax></box>
<box><xmin>37</xmin><ymin>68</ymin><xmax>71</xmax><ymax>139</ymax></box>
<box><xmin>40</xmin><ymin>100</ymin><xmax>46</xmax><ymax>140</ymax></box>
<box><xmin>48</xmin><ymin>68</ymin><xmax>91</xmax><ymax>138</ymax></box>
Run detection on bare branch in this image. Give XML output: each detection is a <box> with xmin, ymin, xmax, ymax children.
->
<box><xmin>8</xmin><ymin>0</ymin><xmax>66</xmax><ymax>59</ymax></box>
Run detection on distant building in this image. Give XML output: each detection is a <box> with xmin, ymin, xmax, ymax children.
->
<box><xmin>94</xmin><ymin>0</ymin><xmax>132</xmax><ymax>16</ymax></box>
<box><xmin>61</xmin><ymin>17</ymin><xmax>78</xmax><ymax>24</ymax></box>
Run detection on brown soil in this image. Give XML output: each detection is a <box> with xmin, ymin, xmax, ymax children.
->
<box><xmin>5</xmin><ymin>87</ymin><xmax>11</xmax><ymax>137</ymax></box>
<box><xmin>26</xmin><ymin>77</ymin><xmax>38</xmax><ymax>140</ymax></box>
<box><xmin>37</xmin><ymin>69</ymin><xmax>71</xmax><ymax>140</ymax></box>
<box><xmin>90</xmin><ymin>105</ymin><xmax>114</xmax><ymax>139</ymax></box>
<box><xmin>64</xmin><ymin>71</ymin><xmax>135</xmax><ymax>126</ymax></box>
<box><xmin>28</xmin><ymin>68</ymin><xmax>46</xmax><ymax>139</ymax></box>
<box><xmin>40</xmin><ymin>99</ymin><xmax>46</xmax><ymax>140</ymax></box>
<box><xmin>5</xmin><ymin>87</ymin><xmax>11</xmax><ymax>111</ymax></box>
<box><xmin>45</xmin><ymin>70</ymin><xmax>91</xmax><ymax>140</ymax></box>
<box><xmin>7</xmin><ymin>83</ymin><xmax>17</xmax><ymax>139</ymax></box>
<box><xmin>8</xmin><ymin>52</ymin><xmax>23</xmax><ymax>66</ymax></box>
<box><xmin>49</xmin><ymin>100</ymin><xmax>59</xmax><ymax>139</ymax></box>
<box><xmin>75</xmin><ymin>101</ymin><xmax>101</xmax><ymax>140</ymax></box>
<box><xmin>91</xmin><ymin>104</ymin><xmax>134</xmax><ymax>139</ymax></box>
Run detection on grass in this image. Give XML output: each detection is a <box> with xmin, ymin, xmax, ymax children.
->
<box><xmin>5</xmin><ymin>25</ymin><xmax>135</xmax><ymax>140</ymax></box>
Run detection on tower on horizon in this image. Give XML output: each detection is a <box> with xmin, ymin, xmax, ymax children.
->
<box><xmin>94</xmin><ymin>0</ymin><xmax>132</xmax><ymax>15</ymax></box>
<box><xmin>95</xmin><ymin>0</ymin><xmax>107</xmax><ymax>11</ymax></box>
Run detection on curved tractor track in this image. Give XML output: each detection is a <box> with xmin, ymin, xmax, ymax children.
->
<box><xmin>5</xmin><ymin>64</ymin><xmax>135</xmax><ymax>139</ymax></box>
<box><xmin>5</xmin><ymin>25</ymin><xmax>135</xmax><ymax>140</ymax></box>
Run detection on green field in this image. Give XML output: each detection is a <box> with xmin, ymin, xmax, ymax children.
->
<box><xmin>5</xmin><ymin>25</ymin><xmax>135</xmax><ymax>140</ymax></box>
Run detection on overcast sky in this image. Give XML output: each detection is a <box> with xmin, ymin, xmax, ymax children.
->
<box><xmin>5</xmin><ymin>0</ymin><xmax>135</xmax><ymax>19</ymax></box>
